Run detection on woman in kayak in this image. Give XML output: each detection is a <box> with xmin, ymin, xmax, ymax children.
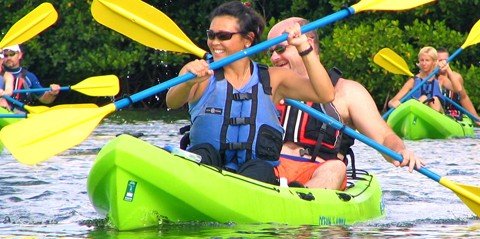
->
<box><xmin>166</xmin><ymin>1</ymin><xmax>334</xmax><ymax>185</ymax></box>
<box><xmin>388</xmin><ymin>46</ymin><xmax>461</xmax><ymax>112</ymax></box>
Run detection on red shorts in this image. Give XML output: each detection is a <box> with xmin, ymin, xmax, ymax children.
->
<box><xmin>274</xmin><ymin>155</ymin><xmax>347</xmax><ymax>189</ymax></box>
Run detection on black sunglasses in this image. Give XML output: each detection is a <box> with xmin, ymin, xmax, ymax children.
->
<box><xmin>268</xmin><ymin>44</ymin><xmax>288</xmax><ymax>55</ymax></box>
<box><xmin>206</xmin><ymin>30</ymin><xmax>243</xmax><ymax>41</ymax></box>
<box><xmin>2</xmin><ymin>51</ymin><xmax>17</xmax><ymax>57</ymax></box>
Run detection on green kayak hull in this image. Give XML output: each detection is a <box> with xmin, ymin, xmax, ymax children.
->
<box><xmin>0</xmin><ymin>107</ymin><xmax>21</xmax><ymax>127</ymax></box>
<box><xmin>0</xmin><ymin>107</ymin><xmax>21</xmax><ymax>152</ymax></box>
<box><xmin>87</xmin><ymin>134</ymin><xmax>385</xmax><ymax>231</ymax></box>
<box><xmin>387</xmin><ymin>99</ymin><xmax>474</xmax><ymax>140</ymax></box>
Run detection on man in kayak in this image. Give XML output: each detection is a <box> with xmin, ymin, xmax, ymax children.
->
<box><xmin>268</xmin><ymin>17</ymin><xmax>425</xmax><ymax>189</ymax></box>
<box><xmin>1</xmin><ymin>44</ymin><xmax>60</xmax><ymax>111</ymax></box>
<box><xmin>437</xmin><ymin>47</ymin><xmax>480</xmax><ymax>126</ymax></box>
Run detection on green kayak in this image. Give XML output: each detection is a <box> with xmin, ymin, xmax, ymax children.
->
<box><xmin>87</xmin><ymin>134</ymin><xmax>385</xmax><ymax>231</ymax></box>
<box><xmin>0</xmin><ymin>107</ymin><xmax>21</xmax><ymax>152</ymax></box>
<box><xmin>387</xmin><ymin>99</ymin><xmax>474</xmax><ymax>140</ymax></box>
<box><xmin>0</xmin><ymin>107</ymin><xmax>21</xmax><ymax>127</ymax></box>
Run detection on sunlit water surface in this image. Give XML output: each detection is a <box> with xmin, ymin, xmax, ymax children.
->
<box><xmin>0</xmin><ymin>110</ymin><xmax>479</xmax><ymax>238</ymax></box>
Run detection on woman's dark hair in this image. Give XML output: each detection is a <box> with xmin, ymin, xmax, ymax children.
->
<box><xmin>209</xmin><ymin>1</ymin><xmax>265</xmax><ymax>45</ymax></box>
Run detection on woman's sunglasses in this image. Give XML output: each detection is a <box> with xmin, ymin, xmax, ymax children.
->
<box><xmin>268</xmin><ymin>44</ymin><xmax>288</xmax><ymax>55</ymax></box>
<box><xmin>206</xmin><ymin>30</ymin><xmax>242</xmax><ymax>41</ymax></box>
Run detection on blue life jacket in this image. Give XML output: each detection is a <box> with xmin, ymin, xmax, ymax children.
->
<box><xmin>411</xmin><ymin>76</ymin><xmax>442</xmax><ymax>100</ymax></box>
<box><xmin>188</xmin><ymin>62</ymin><xmax>284</xmax><ymax>172</ymax></box>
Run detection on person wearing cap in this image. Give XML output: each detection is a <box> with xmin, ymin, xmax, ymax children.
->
<box><xmin>1</xmin><ymin>44</ymin><xmax>60</xmax><ymax>111</ymax></box>
<box><xmin>0</xmin><ymin>54</ymin><xmax>14</xmax><ymax>109</ymax></box>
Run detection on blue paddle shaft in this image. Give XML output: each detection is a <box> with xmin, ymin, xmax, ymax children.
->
<box><xmin>3</xmin><ymin>95</ymin><xmax>26</xmax><ymax>109</ymax></box>
<box><xmin>442</xmin><ymin>95</ymin><xmax>480</xmax><ymax>122</ymax></box>
<box><xmin>284</xmin><ymin>99</ymin><xmax>442</xmax><ymax>182</ymax></box>
<box><xmin>0</xmin><ymin>113</ymin><xmax>26</xmax><ymax>118</ymax></box>
<box><xmin>113</xmin><ymin>7</ymin><xmax>355</xmax><ymax>109</ymax></box>
<box><xmin>383</xmin><ymin>48</ymin><xmax>464</xmax><ymax>119</ymax></box>
<box><xmin>13</xmin><ymin>86</ymin><xmax>69</xmax><ymax>94</ymax></box>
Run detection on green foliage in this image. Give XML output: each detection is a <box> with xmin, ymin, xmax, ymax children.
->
<box><xmin>459</xmin><ymin>64</ymin><xmax>480</xmax><ymax>107</ymax></box>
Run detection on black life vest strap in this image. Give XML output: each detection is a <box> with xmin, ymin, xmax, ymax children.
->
<box><xmin>328</xmin><ymin>66</ymin><xmax>342</xmax><ymax>87</ymax></box>
<box><xmin>310</xmin><ymin>123</ymin><xmax>327</xmax><ymax>162</ymax></box>
<box><xmin>257</xmin><ymin>64</ymin><xmax>272</xmax><ymax>95</ymax></box>
<box><xmin>229</xmin><ymin>117</ymin><xmax>252</xmax><ymax>125</ymax></box>
<box><xmin>219</xmin><ymin>82</ymin><xmax>235</xmax><ymax>163</ymax></box>
<box><xmin>222</xmin><ymin>142</ymin><xmax>252</xmax><ymax>150</ymax></box>
<box><xmin>232</xmin><ymin>92</ymin><xmax>252</xmax><ymax>100</ymax></box>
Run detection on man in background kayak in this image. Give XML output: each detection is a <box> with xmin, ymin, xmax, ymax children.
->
<box><xmin>1</xmin><ymin>44</ymin><xmax>60</xmax><ymax>111</ymax></box>
<box><xmin>268</xmin><ymin>17</ymin><xmax>425</xmax><ymax>190</ymax></box>
<box><xmin>437</xmin><ymin>47</ymin><xmax>480</xmax><ymax>126</ymax></box>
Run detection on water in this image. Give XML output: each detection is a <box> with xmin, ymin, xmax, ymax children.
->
<box><xmin>0</xmin><ymin>110</ymin><xmax>479</xmax><ymax>238</ymax></box>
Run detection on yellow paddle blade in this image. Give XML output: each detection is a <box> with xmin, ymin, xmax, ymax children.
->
<box><xmin>0</xmin><ymin>3</ymin><xmax>58</xmax><ymax>49</ymax></box>
<box><xmin>49</xmin><ymin>103</ymin><xmax>98</xmax><ymax>110</ymax></box>
<box><xmin>23</xmin><ymin>105</ymin><xmax>50</xmax><ymax>114</ymax></box>
<box><xmin>21</xmin><ymin>103</ymin><xmax>98</xmax><ymax>115</ymax></box>
<box><xmin>373</xmin><ymin>48</ymin><xmax>414</xmax><ymax>77</ymax></box>
<box><xmin>91</xmin><ymin>0</ymin><xmax>207</xmax><ymax>58</ymax></box>
<box><xmin>0</xmin><ymin>104</ymin><xmax>116</xmax><ymax>165</ymax></box>
<box><xmin>71</xmin><ymin>75</ymin><xmax>120</xmax><ymax>96</ymax></box>
<box><xmin>461</xmin><ymin>19</ymin><xmax>480</xmax><ymax>49</ymax></box>
<box><xmin>440</xmin><ymin>178</ymin><xmax>480</xmax><ymax>217</ymax></box>
<box><xmin>352</xmin><ymin>0</ymin><xmax>435</xmax><ymax>12</ymax></box>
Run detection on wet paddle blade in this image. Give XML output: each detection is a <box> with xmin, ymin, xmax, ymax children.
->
<box><xmin>0</xmin><ymin>3</ymin><xmax>58</xmax><ymax>48</ymax></box>
<box><xmin>440</xmin><ymin>178</ymin><xmax>480</xmax><ymax>217</ymax></box>
<box><xmin>456</xmin><ymin>185</ymin><xmax>480</xmax><ymax>217</ymax></box>
<box><xmin>461</xmin><ymin>19</ymin><xmax>480</xmax><ymax>49</ymax></box>
<box><xmin>374</xmin><ymin>48</ymin><xmax>414</xmax><ymax>76</ymax></box>
<box><xmin>23</xmin><ymin>105</ymin><xmax>50</xmax><ymax>114</ymax></box>
<box><xmin>49</xmin><ymin>103</ymin><xmax>98</xmax><ymax>110</ymax></box>
<box><xmin>71</xmin><ymin>75</ymin><xmax>120</xmax><ymax>96</ymax></box>
<box><xmin>91</xmin><ymin>0</ymin><xmax>206</xmax><ymax>58</ymax></box>
<box><xmin>12</xmin><ymin>103</ymin><xmax>97</xmax><ymax>116</ymax></box>
<box><xmin>352</xmin><ymin>0</ymin><xmax>435</xmax><ymax>12</ymax></box>
<box><xmin>0</xmin><ymin>104</ymin><xmax>116</xmax><ymax>165</ymax></box>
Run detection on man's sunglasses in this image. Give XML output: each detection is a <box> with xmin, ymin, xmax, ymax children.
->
<box><xmin>268</xmin><ymin>44</ymin><xmax>288</xmax><ymax>55</ymax></box>
<box><xmin>206</xmin><ymin>30</ymin><xmax>243</xmax><ymax>41</ymax></box>
<box><xmin>2</xmin><ymin>51</ymin><xmax>17</xmax><ymax>57</ymax></box>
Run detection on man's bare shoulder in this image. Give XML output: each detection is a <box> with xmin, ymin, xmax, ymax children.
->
<box><xmin>335</xmin><ymin>78</ymin><xmax>370</xmax><ymax>94</ymax></box>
